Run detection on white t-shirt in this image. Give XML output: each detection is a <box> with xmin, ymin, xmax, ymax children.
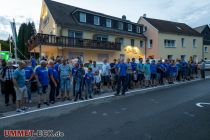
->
<box><xmin>101</xmin><ymin>63</ymin><xmax>110</xmax><ymax>76</ymax></box>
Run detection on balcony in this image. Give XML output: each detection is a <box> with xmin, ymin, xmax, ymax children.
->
<box><xmin>28</xmin><ymin>33</ymin><xmax>121</xmax><ymax>51</ymax></box>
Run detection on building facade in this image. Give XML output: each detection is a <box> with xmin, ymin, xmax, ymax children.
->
<box><xmin>138</xmin><ymin>16</ymin><xmax>203</xmax><ymax>62</ymax></box>
<box><xmin>28</xmin><ymin>0</ymin><xmax>146</xmax><ymax>62</ymax></box>
<box><xmin>194</xmin><ymin>25</ymin><xmax>210</xmax><ymax>60</ymax></box>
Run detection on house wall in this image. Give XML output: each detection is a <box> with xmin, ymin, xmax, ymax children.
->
<box><xmin>158</xmin><ymin>33</ymin><xmax>203</xmax><ymax>61</ymax></box>
<box><xmin>204</xmin><ymin>45</ymin><xmax>210</xmax><ymax>60</ymax></box>
<box><xmin>138</xmin><ymin>17</ymin><xmax>159</xmax><ymax>59</ymax></box>
<box><xmin>39</xmin><ymin>0</ymin><xmax>57</xmax><ymax>35</ymax></box>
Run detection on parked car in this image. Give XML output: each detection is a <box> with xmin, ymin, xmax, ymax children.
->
<box><xmin>198</xmin><ymin>60</ymin><xmax>210</xmax><ymax>70</ymax></box>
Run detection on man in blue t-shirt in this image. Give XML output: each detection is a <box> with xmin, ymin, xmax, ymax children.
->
<box><xmin>150</xmin><ymin>60</ymin><xmax>157</xmax><ymax>86</ymax></box>
<box><xmin>84</xmin><ymin>67</ymin><xmax>94</xmax><ymax>99</ymax></box>
<box><xmin>54</xmin><ymin>59</ymin><xmax>61</xmax><ymax>98</ymax></box>
<box><xmin>24</xmin><ymin>61</ymin><xmax>35</xmax><ymax>103</ymax></box>
<box><xmin>13</xmin><ymin>61</ymin><xmax>28</xmax><ymax>113</ymax></box>
<box><xmin>115</xmin><ymin>59</ymin><xmax>127</xmax><ymax>96</ymax></box>
<box><xmin>48</xmin><ymin>60</ymin><xmax>59</xmax><ymax>104</ymax></box>
<box><xmin>72</xmin><ymin>63</ymin><xmax>79</xmax><ymax>97</ymax></box>
<box><xmin>35</xmin><ymin>60</ymin><xmax>49</xmax><ymax>108</ymax></box>
<box><xmin>31</xmin><ymin>56</ymin><xmax>37</xmax><ymax>69</ymax></box>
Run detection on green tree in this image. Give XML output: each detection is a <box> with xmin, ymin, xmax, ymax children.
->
<box><xmin>17</xmin><ymin>21</ymin><xmax>36</xmax><ymax>59</ymax></box>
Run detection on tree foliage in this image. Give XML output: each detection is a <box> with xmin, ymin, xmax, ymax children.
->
<box><xmin>17</xmin><ymin>21</ymin><xmax>36</xmax><ymax>59</ymax></box>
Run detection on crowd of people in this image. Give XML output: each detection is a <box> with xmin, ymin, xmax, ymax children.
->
<box><xmin>0</xmin><ymin>56</ymin><xmax>206</xmax><ymax>113</ymax></box>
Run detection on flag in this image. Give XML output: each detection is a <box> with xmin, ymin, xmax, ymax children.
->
<box><xmin>10</xmin><ymin>19</ymin><xmax>18</xmax><ymax>47</ymax></box>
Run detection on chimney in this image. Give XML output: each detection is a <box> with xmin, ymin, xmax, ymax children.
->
<box><xmin>143</xmin><ymin>14</ymin><xmax>146</xmax><ymax>18</ymax></box>
<box><xmin>122</xmin><ymin>15</ymin><xmax>126</xmax><ymax>20</ymax></box>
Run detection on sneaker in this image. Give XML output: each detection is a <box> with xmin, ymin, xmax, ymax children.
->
<box><xmin>44</xmin><ymin>102</ymin><xmax>50</xmax><ymax>106</ymax></box>
<box><xmin>114</xmin><ymin>93</ymin><xmax>120</xmax><ymax>96</ymax></box>
<box><xmin>16</xmin><ymin>109</ymin><xmax>23</xmax><ymax>113</ymax></box>
<box><xmin>21</xmin><ymin>107</ymin><xmax>29</xmax><ymax>111</ymax></box>
<box><xmin>79</xmin><ymin>97</ymin><xmax>84</xmax><ymax>100</ymax></box>
<box><xmin>37</xmin><ymin>104</ymin><xmax>41</xmax><ymax>108</ymax></box>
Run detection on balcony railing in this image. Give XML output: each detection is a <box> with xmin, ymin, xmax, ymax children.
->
<box><xmin>28</xmin><ymin>33</ymin><xmax>121</xmax><ymax>51</ymax></box>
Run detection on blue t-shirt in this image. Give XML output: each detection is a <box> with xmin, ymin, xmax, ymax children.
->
<box><xmin>35</xmin><ymin>66</ymin><xmax>49</xmax><ymax>86</ymax></box>
<box><xmin>48</xmin><ymin>67</ymin><xmax>59</xmax><ymax>81</ymax></box>
<box><xmin>137</xmin><ymin>63</ymin><xmax>144</xmax><ymax>74</ymax></box>
<box><xmin>181</xmin><ymin>61</ymin><xmax>187</xmax><ymax>70</ymax></box>
<box><xmin>118</xmin><ymin>63</ymin><xmax>127</xmax><ymax>76</ymax></box>
<box><xmin>131</xmin><ymin>62</ymin><xmax>137</xmax><ymax>72</ymax></box>
<box><xmin>31</xmin><ymin>58</ymin><xmax>37</xmax><ymax>68</ymax></box>
<box><xmin>72</xmin><ymin>67</ymin><xmax>78</xmax><ymax>78</ymax></box>
<box><xmin>13</xmin><ymin>68</ymin><xmax>26</xmax><ymax>88</ymax></box>
<box><xmin>172</xmin><ymin>65</ymin><xmax>178</xmax><ymax>73</ymax></box>
<box><xmin>59</xmin><ymin>64</ymin><xmax>71</xmax><ymax>77</ymax></box>
<box><xmin>85</xmin><ymin>72</ymin><xmax>94</xmax><ymax>83</ymax></box>
<box><xmin>150</xmin><ymin>63</ymin><xmax>157</xmax><ymax>74</ymax></box>
<box><xmin>24</xmin><ymin>66</ymin><xmax>33</xmax><ymax>80</ymax></box>
<box><xmin>54</xmin><ymin>63</ymin><xmax>60</xmax><ymax>72</ymax></box>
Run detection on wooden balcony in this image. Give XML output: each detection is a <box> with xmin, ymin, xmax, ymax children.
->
<box><xmin>28</xmin><ymin>33</ymin><xmax>121</xmax><ymax>51</ymax></box>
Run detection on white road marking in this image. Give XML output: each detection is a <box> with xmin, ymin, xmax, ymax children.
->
<box><xmin>0</xmin><ymin>78</ymin><xmax>204</xmax><ymax>120</ymax></box>
<box><xmin>184</xmin><ymin>112</ymin><xmax>195</xmax><ymax>117</ymax></box>
<box><xmin>91</xmin><ymin>111</ymin><xmax>97</xmax><ymax>114</ymax></box>
<box><xmin>102</xmin><ymin>113</ymin><xmax>108</xmax><ymax>116</ymax></box>
<box><xmin>196</xmin><ymin>102</ymin><xmax>210</xmax><ymax>108</ymax></box>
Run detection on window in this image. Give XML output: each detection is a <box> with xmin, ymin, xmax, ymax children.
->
<box><xmin>140</xmin><ymin>40</ymin><xmax>144</xmax><ymax>47</ymax></box>
<box><xmin>96</xmin><ymin>35</ymin><xmax>108</xmax><ymax>41</ymax></box>
<box><xmin>193</xmin><ymin>39</ymin><xmax>196</xmax><ymax>48</ymax></box>
<box><xmin>79</xmin><ymin>12</ymin><xmax>86</xmax><ymax>23</ymax></box>
<box><xmin>119</xmin><ymin>38</ymin><xmax>124</xmax><ymax>46</ymax></box>
<box><xmin>94</xmin><ymin>16</ymin><xmax>100</xmax><ymax>25</ymax></box>
<box><xmin>68</xmin><ymin>30</ymin><xmax>83</xmax><ymax>39</ymax></box>
<box><xmin>131</xmin><ymin>39</ymin><xmax>135</xmax><ymax>46</ymax></box>
<box><xmin>106</xmin><ymin>19</ymin><xmax>111</xmax><ymax>28</ymax></box>
<box><xmin>128</xmin><ymin>24</ymin><xmax>132</xmax><ymax>31</ymax></box>
<box><xmin>137</xmin><ymin>26</ymin><xmax>141</xmax><ymax>34</ymax></box>
<box><xmin>167</xmin><ymin>55</ymin><xmax>173</xmax><ymax>60</ymax></box>
<box><xmin>181</xmin><ymin>38</ymin><xmax>185</xmax><ymax>47</ymax></box>
<box><xmin>204</xmin><ymin>46</ymin><xmax>208</xmax><ymax>53</ymax></box>
<box><xmin>118</xmin><ymin>22</ymin><xmax>123</xmax><ymax>30</ymax></box>
<box><xmin>164</xmin><ymin>40</ymin><xmax>176</xmax><ymax>48</ymax></box>
<box><xmin>148</xmin><ymin>40</ymin><xmax>153</xmax><ymax>48</ymax></box>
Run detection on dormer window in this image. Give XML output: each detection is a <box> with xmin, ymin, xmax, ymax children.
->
<box><xmin>128</xmin><ymin>24</ymin><xmax>132</xmax><ymax>31</ymax></box>
<box><xmin>118</xmin><ymin>22</ymin><xmax>123</xmax><ymax>30</ymax></box>
<box><xmin>137</xmin><ymin>26</ymin><xmax>141</xmax><ymax>33</ymax></box>
<box><xmin>79</xmin><ymin>12</ymin><xmax>86</xmax><ymax>23</ymax></box>
<box><xmin>106</xmin><ymin>19</ymin><xmax>111</xmax><ymax>28</ymax></box>
<box><xmin>94</xmin><ymin>16</ymin><xmax>100</xmax><ymax>25</ymax></box>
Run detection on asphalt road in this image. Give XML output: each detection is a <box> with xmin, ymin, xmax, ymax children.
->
<box><xmin>1</xmin><ymin>79</ymin><xmax>210</xmax><ymax>140</ymax></box>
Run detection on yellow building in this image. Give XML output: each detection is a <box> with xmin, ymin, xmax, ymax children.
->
<box><xmin>138</xmin><ymin>16</ymin><xmax>203</xmax><ymax>62</ymax></box>
<box><xmin>28</xmin><ymin>0</ymin><xmax>146</xmax><ymax>63</ymax></box>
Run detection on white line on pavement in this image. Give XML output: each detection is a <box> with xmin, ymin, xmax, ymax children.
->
<box><xmin>0</xmin><ymin>78</ymin><xmax>203</xmax><ymax>120</ymax></box>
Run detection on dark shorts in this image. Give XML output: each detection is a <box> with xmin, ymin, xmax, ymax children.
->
<box><xmin>38</xmin><ymin>85</ymin><xmax>48</xmax><ymax>95</ymax></box>
<box><xmin>138</xmin><ymin>74</ymin><xmax>144</xmax><ymax>81</ymax></box>
<box><xmin>151</xmin><ymin>73</ymin><xmax>157</xmax><ymax>80</ymax></box>
<box><xmin>102</xmin><ymin>76</ymin><xmax>110</xmax><ymax>86</ymax></box>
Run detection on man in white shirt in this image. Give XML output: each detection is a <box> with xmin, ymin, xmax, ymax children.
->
<box><xmin>101</xmin><ymin>59</ymin><xmax>111</xmax><ymax>89</ymax></box>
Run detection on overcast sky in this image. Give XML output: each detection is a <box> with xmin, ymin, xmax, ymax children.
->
<box><xmin>0</xmin><ymin>0</ymin><xmax>210</xmax><ymax>40</ymax></box>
